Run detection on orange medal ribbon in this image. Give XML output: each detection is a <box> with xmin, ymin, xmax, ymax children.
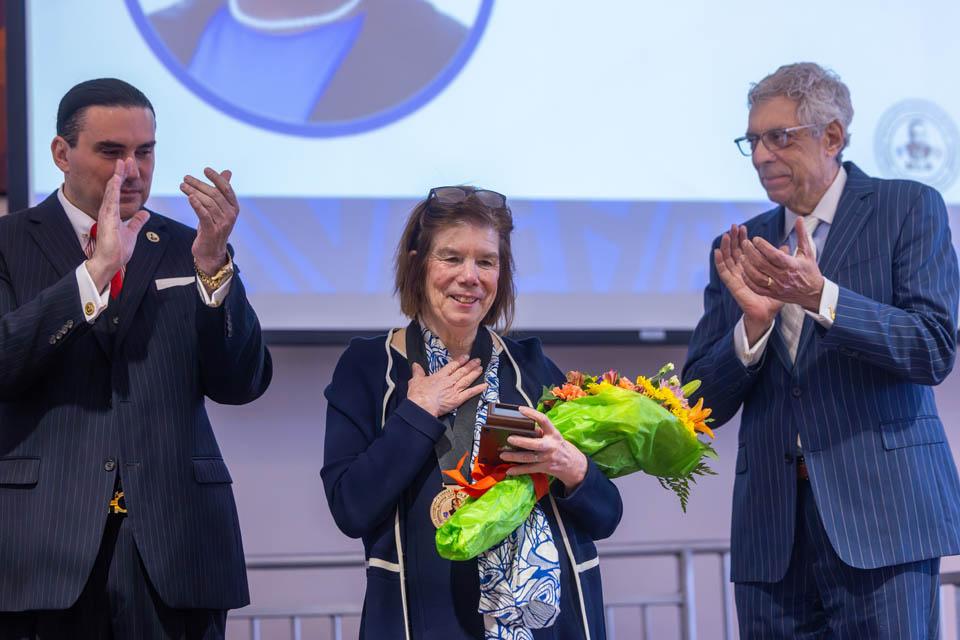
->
<box><xmin>442</xmin><ymin>453</ymin><xmax>550</xmax><ymax>501</ymax></box>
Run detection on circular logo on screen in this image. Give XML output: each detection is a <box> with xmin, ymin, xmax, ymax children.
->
<box><xmin>125</xmin><ymin>0</ymin><xmax>493</xmax><ymax>137</ymax></box>
<box><xmin>875</xmin><ymin>99</ymin><xmax>960</xmax><ymax>191</ymax></box>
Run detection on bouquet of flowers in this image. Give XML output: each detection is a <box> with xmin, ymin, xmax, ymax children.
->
<box><xmin>435</xmin><ymin>364</ymin><xmax>717</xmax><ymax>561</ymax></box>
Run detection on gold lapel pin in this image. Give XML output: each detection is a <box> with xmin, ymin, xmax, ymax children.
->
<box><xmin>146</xmin><ymin>231</ymin><xmax>160</xmax><ymax>243</ymax></box>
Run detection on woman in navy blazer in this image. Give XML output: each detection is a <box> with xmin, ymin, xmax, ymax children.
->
<box><xmin>322</xmin><ymin>187</ymin><xmax>622</xmax><ymax>639</ymax></box>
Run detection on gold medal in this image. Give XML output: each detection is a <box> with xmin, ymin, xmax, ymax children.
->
<box><xmin>429</xmin><ymin>487</ymin><xmax>464</xmax><ymax>528</ymax></box>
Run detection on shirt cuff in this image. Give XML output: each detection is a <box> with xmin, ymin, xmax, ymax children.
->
<box><xmin>734</xmin><ymin>316</ymin><xmax>775</xmax><ymax>367</ymax></box>
<box><xmin>76</xmin><ymin>263</ymin><xmax>110</xmax><ymax>323</ymax></box>
<box><xmin>804</xmin><ymin>278</ymin><xmax>839</xmax><ymax>329</ymax></box>
<box><xmin>195</xmin><ymin>275</ymin><xmax>233</xmax><ymax>307</ymax></box>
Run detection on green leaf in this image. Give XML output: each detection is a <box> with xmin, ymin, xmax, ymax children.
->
<box><xmin>538</xmin><ymin>385</ymin><xmax>557</xmax><ymax>404</ymax></box>
<box><xmin>657</xmin><ymin>461</ymin><xmax>717</xmax><ymax>512</ymax></box>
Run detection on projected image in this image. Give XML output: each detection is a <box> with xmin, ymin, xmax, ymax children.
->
<box><xmin>874</xmin><ymin>99</ymin><xmax>960</xmax><ymax>192</ymax></box>
<box><xmin>24</xmin><ymin>1</ymin><xmax>960</xmax><ymax>330</ymax></box>
<box><xmin>126</xmin><ymin>0</ymin><xmax>491</xmax><ymax>135</ymax></box>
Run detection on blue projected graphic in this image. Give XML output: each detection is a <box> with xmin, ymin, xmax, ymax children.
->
<box><xmin>125</xmin><ymin>0</ymin><xmax>493</xmax><ymax>136</ymax></box>
<box><xmin>24</xmin><ymin>1</ymin><xmax>960</xmax><ymax>329</ymax></box>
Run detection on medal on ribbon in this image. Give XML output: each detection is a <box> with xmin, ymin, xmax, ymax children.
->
<box><xmin>429</xmin><ymin>486</ymin><xmax>465</xmax><ymax>528</ymax></box>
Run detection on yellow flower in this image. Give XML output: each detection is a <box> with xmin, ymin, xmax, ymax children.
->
<box><xmin>635</xmin><ymin>375</ymin><xmax>715</xmax><ymax>438</ymax></box>
<box><xmin>587</xmin><ymin>381</ymin><xmax>614</xmax><ymax>395</ymax></box>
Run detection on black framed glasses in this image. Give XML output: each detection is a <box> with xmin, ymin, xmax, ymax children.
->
<box><xmin>428</xmin><ymin>186</ymin><xmax>507</xmax><ymax>210</ymax></box>
<box><xmin>734</xmin><ymin>124</ymin><xmax>821</xmax><ymax>156</ymax></box>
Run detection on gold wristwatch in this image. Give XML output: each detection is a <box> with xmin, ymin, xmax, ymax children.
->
<box><xmin>194</xmin><ymin>255</ymin><xmax>234</xmax><ymax>290</ymax></box>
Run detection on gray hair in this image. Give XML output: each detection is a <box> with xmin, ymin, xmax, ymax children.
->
<box><xmin>748</xmin><ymin>62</ymin><xmax>853</xmax><ymax>160</ymax></box>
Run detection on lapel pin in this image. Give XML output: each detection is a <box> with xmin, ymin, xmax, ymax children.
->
<box><xmin>146</xmin><ymin>231</ymin><xmax>160</xmax><ymax>243</ymax></box>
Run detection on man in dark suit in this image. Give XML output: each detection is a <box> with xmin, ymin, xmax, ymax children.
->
<box><xmin>0</xmin><ymin>78</ymin><xmax>272</xmax><ymax>638</ymax></box>
<box><xmin>684</xmin><ymin>62</ymin><xmax>960</xmax><ymax>638</ymax></box>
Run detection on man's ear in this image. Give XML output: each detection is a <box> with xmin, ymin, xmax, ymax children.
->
<box><xmin>823</xmin><ymin>121</ymin><xmax>845</xmax><ymax>159</ymax></box>
<box><xmin>51</xmin><ymin>136</ymin><xmax>71</xmax><ymax>173</ymax></box>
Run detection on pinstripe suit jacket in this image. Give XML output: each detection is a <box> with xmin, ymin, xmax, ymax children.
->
<box><xmin>0</xmin><ymin>193</ymin><xmax>272</xmax><ymax>611</ymax></box>
<box><xmin>684</xmin><ymin>162</ymin><xmax>960</xmax><ymax>583</ymax></box>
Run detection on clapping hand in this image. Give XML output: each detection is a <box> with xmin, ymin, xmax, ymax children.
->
<box><xmin>713</xmin><ymin>224</ymin><xmax>783</xmax><ymax>344</ymax></box>
<box><xmin>181</xmin><ymin>167</ymin><xmax>239</xmax><ymax>276</ymax></box>
<box><xmin>740</xmin><ymin>217</ymin><xmax>825</xmax><ymax>312</ymax></box>
<box><xmin>85</xmin><ymin>158</ymin><xmax>151</xmax><ymax>291</ymax></box>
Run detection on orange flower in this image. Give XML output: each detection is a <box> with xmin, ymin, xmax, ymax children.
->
<box><xmin>617</xmin><ymin>377</ymin><xmax>637</xmax><ymax>391</ymax></box>
<box><xmin>688</xmin><ymin>397</ymin><xmax>714</xmax><ymax>438</ymax></box>
<box><xmin>566</xmin><ymin>370</ymin><xmax>585</xmax><ymax>387</ymax></box>
<box><xmin>552</xmin><ymin>383</ymin><xmax>587</xmax><ymax>401</ymax></box>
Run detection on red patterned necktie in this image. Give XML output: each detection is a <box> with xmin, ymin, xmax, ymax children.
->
<box><xmin>87</xmin><ymin>223</ymin><xmax>124</xmax><ymax>300</ymax></box>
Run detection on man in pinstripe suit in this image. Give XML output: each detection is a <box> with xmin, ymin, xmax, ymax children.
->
<box><xmin>0</xmin><ymin>79</ymin><xmax>272</xmax><ymax>638</ymax></box>
<box><xmin>684</xmin><ymin>62</ymin><xmax>960</xmax><ymax>638</ymax></box>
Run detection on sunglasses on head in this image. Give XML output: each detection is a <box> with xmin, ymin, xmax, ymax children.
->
<box><xmin>427</xmin><ymin>186</ymin><xmax>507</xmax><ymax>210</ymax></box>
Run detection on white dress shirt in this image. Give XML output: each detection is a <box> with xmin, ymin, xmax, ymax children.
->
<box><xmin>58</xmin><ymin>188</ymin><xmax>232</xmax><ymax>323</ymax></box>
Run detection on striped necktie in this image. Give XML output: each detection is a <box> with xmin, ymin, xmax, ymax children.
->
<box><xmin>779</xmin><ymin>215</ymin><xmax>821</xmax><ymax>363</ymax></box>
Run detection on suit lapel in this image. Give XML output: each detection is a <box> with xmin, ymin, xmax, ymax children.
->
<box><xmin>816</xmin><ymin>162</ymin><xmax>876</xmax><ymax>280</ymax></box>
<box><xmin>794</xmin><ymin>162</ymin><xmax>875</xmax><ymax>363</ymax></box>
<box><xmin>114</xmin><ymin>215</ymin><xmax>169</xmax><ymax>351</ymax></box>
<box><xmin>26</xmin><ymin>193</ymin><xmax>89</xmax><ymax>278</ymax></box>
<box><xmin>751</xmin><ymin>207</ymin><xmax>795</xmax><ymax>372</ymax></box>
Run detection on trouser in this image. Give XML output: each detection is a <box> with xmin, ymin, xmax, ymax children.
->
<box><xmin>0</xmin><ymin>513</ymin><xmax>227</xmax><ymax>640</ymax></box>
<box><xmin>735</xmin><ymin>475</ymin><xmax>940</xmax><ymax>639</ymax></box>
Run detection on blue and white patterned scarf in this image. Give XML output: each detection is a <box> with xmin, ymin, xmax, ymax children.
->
<box><xmin>421</xmin><ymin>326</ymin><xmax>561</xmax><ymax>639</ymax></box>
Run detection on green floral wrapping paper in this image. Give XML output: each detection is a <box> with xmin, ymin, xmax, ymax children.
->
<box><xmin>435</xmin><ymin>367</ymin><xmax>717</xmax><ymax>561</ymax></box>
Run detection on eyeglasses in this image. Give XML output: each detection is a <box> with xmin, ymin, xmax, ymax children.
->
<box><xmin>734</xmin><ymin>124</ymin><xmax>821</xmax><ymax>156</ymax></box>
<box><xmin>428</xmin><ymin>186</ymin><xmax>507</xmax><ymax>210</ymax></box>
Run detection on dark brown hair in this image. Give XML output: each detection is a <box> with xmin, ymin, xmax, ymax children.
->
<box><xmin>57</xmin><ymin>78</ymin><xmax>155</xmax><ymax>147</ymax></box>
<box><xmin>394</xmin><ymin>187</ymin><xmax>516</xmax><ymax>332</ymax></box>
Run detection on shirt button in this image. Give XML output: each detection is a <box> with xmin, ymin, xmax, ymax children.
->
<box><xmin>791</xmin><ymin>387</ymin><xmax>802</xmax><ymax>398</ymax></box>
<box><xmin>104</xmin><ymin>459</ymin><xmax>117</xmax><ymax>472</ymax></box>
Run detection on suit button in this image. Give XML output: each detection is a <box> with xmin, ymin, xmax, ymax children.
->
<box><xmin>49</xmin><ymin>336</ymin><xmax>57</xmax><ymax>345</ymax></box>
<box><xmin>784</xmin><ymin>453</ymin><xmax>795</xmax><ymax>463</ymax></box>
<box><xmin>84</xmin><ymin>302</ymin><xmax>96</xmax><ymax>316</ymax></box>
<box><xmin>104</xmin><ymin>459</ymin><xmax>117</xmax><ymax>472</ymax></box>
<box><xmin>112</xmin><ymin>316</ymin><xmax>120</xmax><ymax>326</ymax></box>
<box><xmin>791</xmin><ymin>387</ymin><xmax>802</xmax><ymax>398</ymax></box>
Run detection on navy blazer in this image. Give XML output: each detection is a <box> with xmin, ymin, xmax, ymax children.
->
<box><xmin>322</xmin><ymin>330</ymin><xmax>622</xmax><ymax>639</ymax></box>
<box><xmin>0</xmin><ymin>193</ymin><xmax>272</xmax><ymax>610</ymax></box>
<box><xmin>684</xmin><ymin>162</ymin><xmax>960</xmax><ymax>583</ymax></box>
